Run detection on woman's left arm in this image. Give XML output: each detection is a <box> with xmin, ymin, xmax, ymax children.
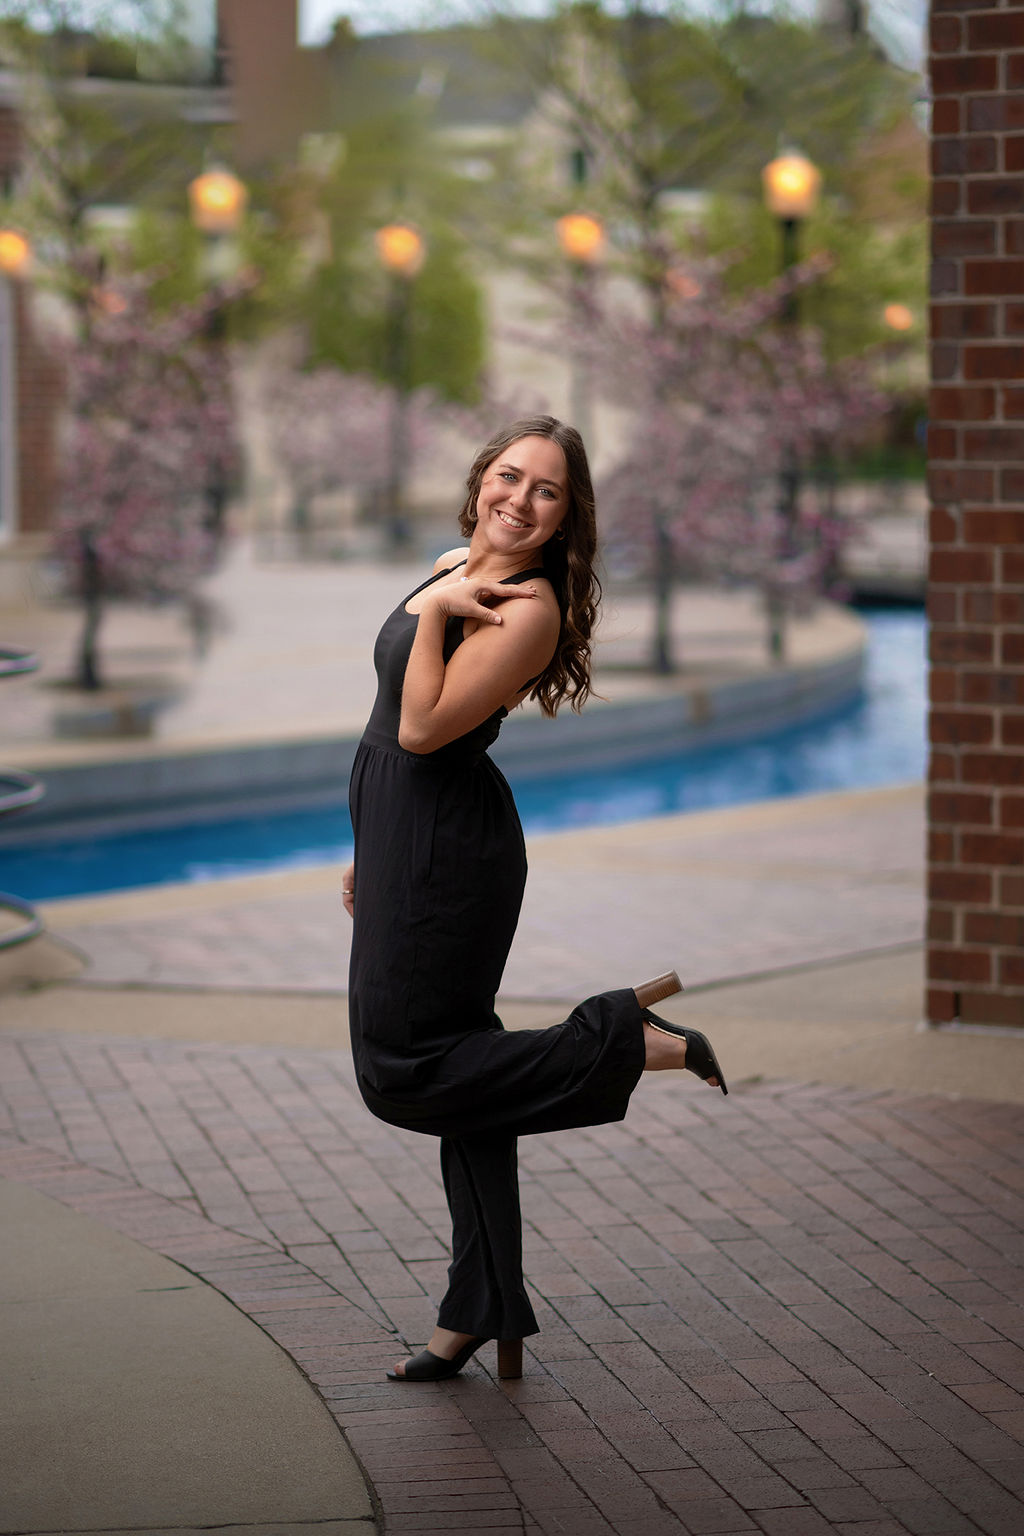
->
<box><xmin>399</xmin><ymin>581</ymin><xmax>559</xmax><ymax>754</ymax></box>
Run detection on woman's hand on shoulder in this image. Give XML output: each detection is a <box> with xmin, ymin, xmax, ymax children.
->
<box><xmin>422</xmin><ymin>573</ymin><xmax>541</xmax><ymax>628</ymax></box>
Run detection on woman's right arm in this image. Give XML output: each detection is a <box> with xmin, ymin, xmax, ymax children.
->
<box><xmin>398</xmin><ymin>579</ymin><xmax>558</xmax><ymax>754</ymax></box>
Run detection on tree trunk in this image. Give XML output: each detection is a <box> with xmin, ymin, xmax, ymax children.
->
<box><xmin>76</xmin><ymin>531</ymin><xmax>103</xmax><ymax>691</ymax></box>
<box><xmin>384</xmin><ymin>272</ymin><xmax>414</xmax><ymax>553</ymax></box>
<box><xmin>768</xmin><ymin>442</ymin><xmax>800</xmax><ymax>663</ymax></box>
<box><xmin>292</xmin><ymin>497</ymin><xmax>311</xmax><ymax>558</ymax></box>
<box><xmin>652</xmin><ymin>514</ymin><xmax>674</xmax><ymax>675</ymax></box>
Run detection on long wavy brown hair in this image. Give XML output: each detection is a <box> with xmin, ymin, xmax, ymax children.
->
<box><xmin>456</xmin><ymin>415</ymin><xmax>600</xmax><ymax>717</ymax></box>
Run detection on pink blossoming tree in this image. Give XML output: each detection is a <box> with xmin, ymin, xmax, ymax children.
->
<box><xmin>592</xmin><ymin>256</ymin><xmax>886</xmax><ymax>670</ymax></box>
<box><xmin>260</xmin><ymin>364</ymin><xmax>393</xmax><ymax>549</ymax></box>
<box><xmin>53</xmin><ymin>282</ymin><xmax>240</xmax><ymax>690</ymax></box>
<box><xmin>260</xmin><ymin>358</ymin><xmax>472</xmax><ymax>554</ymax></box>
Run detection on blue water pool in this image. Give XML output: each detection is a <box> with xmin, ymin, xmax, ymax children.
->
<box><xmin>1</xmin><ymin>609</ymin><xmax>925</xmax><ymax>902</ymax></box>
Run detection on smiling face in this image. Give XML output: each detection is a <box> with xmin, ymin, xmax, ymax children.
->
<box><xmin>474</xmin><ymin>435</ymin><xmax>569</xmax><ymax>556</ymax></box>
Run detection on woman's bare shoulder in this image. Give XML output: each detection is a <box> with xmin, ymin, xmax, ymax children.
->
<box><xmin>433</xmin><ymin>545</ymin><xmax>470</xmax><ymax>574</ymax></box>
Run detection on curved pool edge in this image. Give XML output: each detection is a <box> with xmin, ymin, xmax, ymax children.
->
<box><xmin>2</xmin><ymin>606</ymin><xmax>867</xmax><ymax>837</ymax></box>
<box><xmin>496</xmin><ymin>641</ymin><xmax>866</xmax><ymax>779</ymax></box>
<box><xmin>31</xmin><ymin>778</ymin><xmax>920</xmax><ymax>933</ymax></box>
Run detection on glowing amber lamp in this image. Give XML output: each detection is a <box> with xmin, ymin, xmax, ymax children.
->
<box><xmin>188</xmin><ymin>167</ymin><xmax>248</xmax><ymax>235</ymax></box>
<box><xmin>669</xmin><ymin>270</ymin><xmax>702</xmax><ymax>301</ymax></box>
<box><xmin>92</xmin><ymin>286</ymin><xmax>128</xmax><ymax>317</ymax></box>
<box><xmin>761</xmin><ymin>152</ymin><xmax>821</xmax><ymax>220</ymax></box>
<box><xmin>375</xmin><ymin>223</ymin><xmax>425</xmax><ymax>278</ymax></box>
<box><xmin>556</xmin><ymin>212</ymin><xmax>604</xmax><ymax>264</ymax></box>
<box><xmin>0</xmin><ymin>230</ymin><xmax>31</xmax><ymax>277</ymax></box>
<box><xmin>884</xmin><ymin>302</ymin><xmax>914</xmax><ymax>332</ymax></box>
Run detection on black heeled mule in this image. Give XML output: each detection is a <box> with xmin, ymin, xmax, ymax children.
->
<box><xmin>387</xmin><ymin>1337</ymin><xmax>523</xmax><ymax>1381</ymax></box>
<box><xmin>645</xmin><ymin>1014</ymin><xmax>729</xmax><ymax>1095</ymax></box>
<box><xmin>634</xmin><ymin>970</ymin><xmax>729</xmax><ymax>1095</ymax></box>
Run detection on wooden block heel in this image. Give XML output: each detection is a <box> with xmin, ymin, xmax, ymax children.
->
<box><xmin>634</xmin><ymin>970</ymin><xmax>683</xmax><ymax>1010</ymax></box>
<box><xmin>497</xmin><ymin>1339</ymin><xmax>523</xmax><ymax>1379</ymax></box>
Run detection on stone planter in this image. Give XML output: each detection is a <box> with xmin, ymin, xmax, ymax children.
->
<box><xmin>52</xmin><ymin>683</ymin><xmax>181</xmax><ymax>740</ymax></box>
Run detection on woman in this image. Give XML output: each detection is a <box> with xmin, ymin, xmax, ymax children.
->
<box><xmin>342</xmin><ymin>415</ymin><xmax>726</xmax><ymax>1384</ymax></box>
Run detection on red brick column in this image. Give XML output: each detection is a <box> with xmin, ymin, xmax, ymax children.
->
<box><xmin>0</xmin><ymin>104</ymin><xmax>62</xmax><ymax>539</ymax></box>
<box><xmin>14</xmin><ymin>284</ymin><xmax>63</xmax><ymax>536</ymax></box>
<box><xmin>927</xmin><ymin>2</ymin><xmax>1024</xmax><ymax>1028</ymax></box>
<box><xmin>0</xmin><ymin>104</ymin><xmax>20</xmax><ymax>184</ymax></box>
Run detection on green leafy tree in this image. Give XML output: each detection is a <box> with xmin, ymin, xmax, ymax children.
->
<box><xmin>294</xmin><ymin>40</ymin><xmax>488</xmax><ymax>405</ymax></box>
<box><xmin>0</xmin><ymin>1</ymin><xmax>212</xmax><ymax>320</ymax></box>
<box><xmin>306</xmin><ymin>218</ymin><xmax>485</xmax><ymax>404</ymax></box>
<box><xmin>122</xmin><ymin>178</ymin><xmax>307</xmax><ymax>341</ymax></box>
<box><xmin>473</xmin><ymin>2</ymin><xmax>924</xmax><ymax>334</ymax></box>
<box><xmin>700</xmin><ymin>192</ymin><xmax>927</xmax><ymax>362</ymax></box>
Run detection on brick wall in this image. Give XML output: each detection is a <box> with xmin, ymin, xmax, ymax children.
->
<box><xmin>0</xmin><ymin>105</ymin><xmax>20</xmax><ymax>191</ymax></box>
<box><xmin>216</xmin><ymin>0</ymin><xmax>329</xmax><ymax>172</ymax></box>
<box><xmin>927</xmin><ymin>1</ymin><xmax>1024</xmax><ymax>1028</ymax></box>
<box><xmin>14</xmin><ymin>284</ymin><xmax>63</xmax><ymax>536</ymax></box>
<box><xmin>0</xmin><ymin>106</ymin><xmax>63</xmax><ymax>540</ymax></box>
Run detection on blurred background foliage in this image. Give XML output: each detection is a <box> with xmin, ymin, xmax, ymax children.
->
<box><xmin>478</xmin><ymin>3</ymin><xmax>926</xmax><ymax>338</ymax></box>
<box><xmin>0</xmin><ymin>0</ymin><xmax>926</xmax><ymax>394</ymax></box>
<box><xmin>0</xmin><ymin>0</ymin><xmax>928</xmax><ymax>516</ymax></box>
<box><xmin>298</xmin><ymin>99</ymin><xmax>487</xmax><ymax>402</ymax></box>
<box><xmin>700</xmin><ymin>195</ymin><xmax>927</xmax><ymax>360</ymax></box>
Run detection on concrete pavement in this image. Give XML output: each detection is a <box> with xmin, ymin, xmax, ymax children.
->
<box><xmin>2</xmin><ymin>545</ymin><xmax>867</xmax><ymax>834</ymax></box>
<box><xmin>0</xmin><ymin>1177</ymin><xmax>374</xmax><ymax>1536</ymax></box>
<box><xmin>2</xmin><ymin>542</ymin><xmax>864</xmax><ymax>751</ymax></box>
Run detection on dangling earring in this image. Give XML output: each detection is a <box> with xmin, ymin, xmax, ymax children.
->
<box><xmin>555</xmin><ymin>525</ymin><xmax>566</xmax><ymax>541</ymax></box>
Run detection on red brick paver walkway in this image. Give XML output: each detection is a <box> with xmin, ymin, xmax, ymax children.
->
<box><xmin>2</xmin><ymin>1031</ymin><xmax>1023</xmax><ymax>1535</ymax></box>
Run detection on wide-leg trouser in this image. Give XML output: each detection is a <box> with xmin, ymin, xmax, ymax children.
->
<box><xmin>355</xmin><ymin>992</ymin><xmax>647</xmax><ymax>1344</ymax></box>
<box><xmin>436</xmin><ymin>1134</ymin><xmax>539</xmax><ymax>1340</ymax></box>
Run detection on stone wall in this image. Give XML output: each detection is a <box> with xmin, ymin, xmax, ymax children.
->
<box><xmin>927</xmin><ymin>1</ymin><xmax>1024</xmax><ymax>1027</ymax></box>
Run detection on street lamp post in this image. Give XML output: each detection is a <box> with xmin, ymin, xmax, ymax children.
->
<box><xmin>881</xmin><ymin>302</ymin><xmax>916</xmax><ymax>508</ymax></box>
<box><xmin>556</xmin><ymin>211</ymin><xmax>603</xmax><ymax>453</ymax></box>
<box><xmin>761</xmin><ymin>149</ymin><xmax>821</xmax><ymax>662</ymax></box>
<box><xmin>188</xmin><ymin>165</ymin><xmax>248</xmax><ymax>266</ymax></box>
<box><xmin>187</xmin><ymin>164</ymin><xmax>247</xmax><ymax>548</ymax></box>
<box><xmin>375</xmin><ymin>222</ymin><xmax>425</xmax><ymax>554</ymax></box>
<box><xmin>0</xmin><ymin>230</ymin><xmax>31</xmax><ymax>549</ymax></box>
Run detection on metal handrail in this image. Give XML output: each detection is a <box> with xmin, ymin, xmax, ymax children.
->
<box><xmin>0</xmin><ymin>769</ymin><xmax>45</xmax><ymax>816</ymax></box>
<box><xmin>1</xmin><ymin>646</ymin><xmax>45</xmax><ymax>951</ymax></box>
<box><xmin>0</xmin><ymin>645</ymin><xmax>39</xmax><ymax>679</ymax></box>
<box><xmin>0</xmin><ymin>890</ymin><xmax>42</xmax><ymax>950</ymax></box>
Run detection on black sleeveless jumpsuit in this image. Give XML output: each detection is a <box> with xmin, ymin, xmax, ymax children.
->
<box><xmin>348</xmin><ymin>562</ymin><xmax>647</xmax><ymax>1341</ymax></box>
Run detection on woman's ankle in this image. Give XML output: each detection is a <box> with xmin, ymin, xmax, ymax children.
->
<box><xmin>642</xmin><ymin>1021</ymin><xmax>687</xmax><ymax>1072</ymax></box>
<box><xmin>429</xmin><ymin>1325</ymin><xmax>476</xmax><ymax>1358</ymax></box>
